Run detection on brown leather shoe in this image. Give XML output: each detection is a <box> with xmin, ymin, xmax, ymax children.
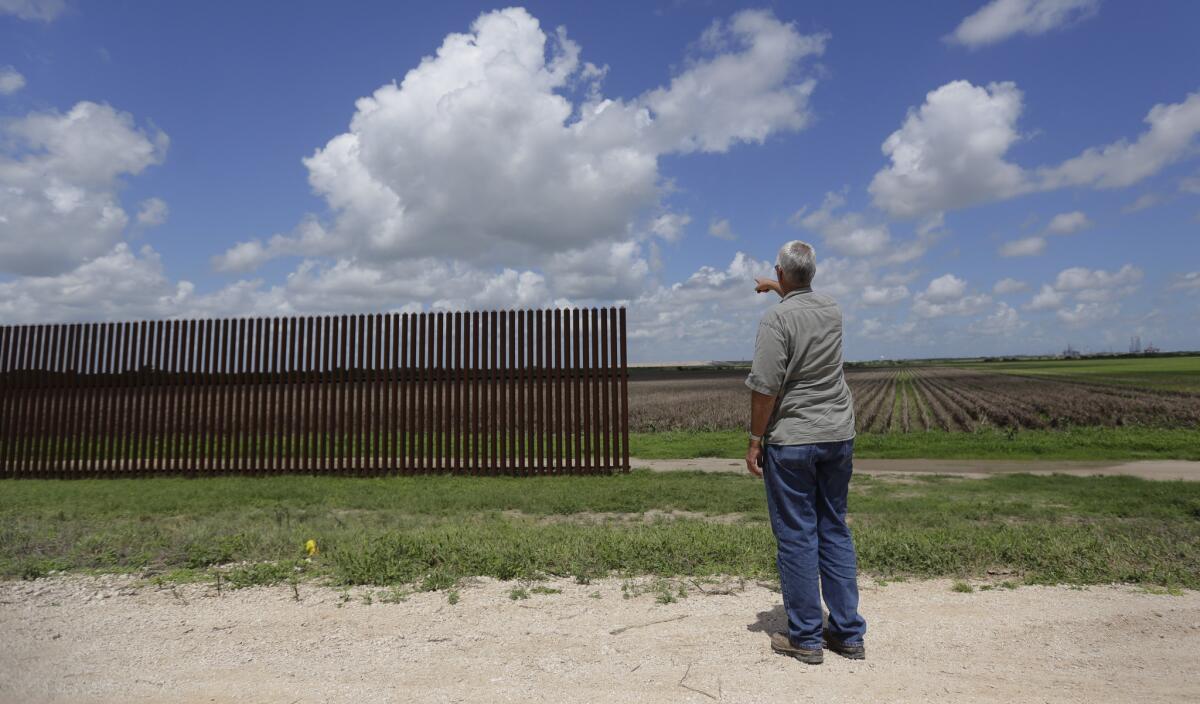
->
<box><xmin>823</xmin><ymin>631</ymin><xmax>866</xmax><ymax>660</ymax></box>
<box><xmin>770</xmin><ymin>632</ymin><xmax>823</xmax><ymax>664</ymax></box>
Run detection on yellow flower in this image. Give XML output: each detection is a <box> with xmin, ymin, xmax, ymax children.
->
<box><xmin>305</xmin><ymin>539</ymin><xmax>318</xmax><ymax>556</ymax></box>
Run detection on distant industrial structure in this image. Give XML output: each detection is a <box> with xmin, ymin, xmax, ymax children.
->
<box><xmin>1130</xmin><ymin>336</ymin><xmax>1161</xmax><ymax>354</ymax></box>
<box><xmin>1059</xmin><ymin>338</ymin><xmax>1163</xmax><ymax>359</ymax></box>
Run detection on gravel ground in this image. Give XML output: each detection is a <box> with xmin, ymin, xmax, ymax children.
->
<box><xmin>2</xmin><ymin>574</ymin><xmax>1197</xmax><ymax>703</ymax></box>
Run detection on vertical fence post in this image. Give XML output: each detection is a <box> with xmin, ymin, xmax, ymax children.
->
<box><xmin>421</xmin><ymin>312</ymin><xmax>431</xmax><ymax>473</ymax></box>
<box><xmin>8</xmin><ymin>326</ymin><xmax>20</xmax><ymax>476</ymax></box>
<box><xmin>231</xmin><ymin>318</ymin><xmax>245</xmax><ymax>474</ymax></box>
<box><xmin>352</xmin><ymin>313</ymin><xmax>363</xmax><ymax>475</ymax></box>
<box><xmin>134</xmin><ymin>320</ymin><xmax>149</xmax><ymax>476</ymax></box>
<box><xmin>521</xmin><ymin>310</ymin><xmax>532</xmax><ymax>476</ymax></box>
<box><xmin>600</xmin><ymin>308</ymin><xmax>611</xmax><ymax>472</ymax></box>
<box><xmin>608</xmin><ymin>308</ymin><xmax>619</xmax><ymax>473</ymax></box>
<box><xmin>321</xmin><ymin>316</ymin><xmax>333</xmax><ymax>473</ymax></box>
<box><xmin>25</xmin><ymin>325</ymin><xmax>42</xmax><ymax>476</ymax></box>
<box><xmin>488</xmin><ymin>311</ymin><xmax>498</xmax><ymax>474</ymax></box>
<box><xmin>167</xmin><ymin>320</ymin><xmax>179</xmax><ymax>472</ymax></box>
<box><xmin>14</xmin><ymin>327</ymin><xmax>30</xmax><ymax>475</ymax></box>
<box><xmin>452</xmin><ymin>311</ymin><xmax>460</xmax><ymax>473</ymax></box>
<box><xmin>136</xmin><ymin>320</ymin><xmax>150</xmax><ymax>476</ymax></box>
<box><xmin>303</xmin><ymin>316</ymin><xmax>316</xmax><ymax>474</ymax></box>
<box><xmin>1</xmin><ymin>327</ymin><xmax>17</xmax><ymax>476</ymax></box>
<box><xmin>380</xmin><ymin>312</ymin><xmax>388</xmax><ymax>474</ymax></box>
<box><xmin>216</xmin><ymin>318</ymin><xmax>230</xmax><ymax>475</ymax></box>
<box><xmin>475</xmin><ymin>313</ymin><xmax>484</xmax><ymax>474</ymax></box>
<box><xmin>0</xmin><ymin>326</ymin><xmax>13</xmax><ymax>477</ymax></box>
<box><xmin>372</xmin><ymin>313</ymin><xmax>382</xmax><ymax>473</ymax></box>
<box><xmin>439</xmin><ymin>310</ymin><xmax>447</xmax><ymax>472</ymax></box>
<box><xmin>20</xmin><ymin>325</ymin><xmax>33</xmax><ymax>476</ymax></box>
<box><xmin>150</xmin><ymin>320</ymin><xmax>165</xmax><ymax>474</ymax></box>
<box><xmin>505</xmin><ymin>311</ymin><xmax>515</xmax><ymax>475</ymax></box>
<box><xmin>46</xmin><ymin>325</ymin><xmax>65</xmax><ymax>477</ymax></box>
<box><xmin>284</xmin><ymin>317</ymin><xmax>296</xmax><ymax>474</ymax></box>
<box><xmin>70</xmin><ymin>323</ymin><xmax>85</xmax><ymax>476</ymax></box>
<box><xmin>397</xmin><ymin>311</ymin><xmax>404</xmax><ymax>474</ymax></box>
<box><xmin>619</xmin><ymin>307</ymin><xmax>630</xmax><ymax>473</ymax></box>
<box><xmin>37</xmin><ymin>325</ymin><xmax>51</xmax><ymax>477</ymax></box>
<box><xmin>402</xmin><ymin>312</ymin><xmax>413</xmax><ymax>474</ymax></box>
<box><xmin>555</xmin><ymin>311</ymin><xmax>565</xmax><ymax>472</ymax></box>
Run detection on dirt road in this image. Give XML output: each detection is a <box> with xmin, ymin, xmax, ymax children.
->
<box><xmin>2</xmin><ymin>574</ymin><xmax>1196</xmax><ymax>703</ymax></box>
<box><xmin>636</xmin><ymin>457</ymin><xmax>1200</xmax><ymax>481</ymax></box>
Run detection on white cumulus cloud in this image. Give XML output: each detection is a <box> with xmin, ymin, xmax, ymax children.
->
<box><xmin>1170</xmin><ymin>272</ymin><xmax>1200</xmax><ymax>292</ymax></box>
<box><xmin>0</xmin><ymin>0</ymin><xmax>65</xmax><ymax>22</ymax></box>
<box><xmin>1045</xmin><ymin>210</ymin><xmax>1091</xmax><ymax>234</ymax></box>
<box><xmin>790</xmin><ymin>190</ymin><xmax>940</xmax><ymax>263</ymax></box>
<box><xmin>1039</xmin><ymin>92</ymin><xmax>1200</xmax><ymax>190</ymax></box>
<box><xmin>217</xmin><ymin>6</ymin><xmax>826</xmax><ymax>291</ymax></box>
<box><xmin>1023</xmin><ymin>264</ymin><xmax>1142</xmax><ymax>318</ymax></box>
<box><xmin>999</xmin><ymin>236</ymin><xmax>1046</xmax><ymax>257</ymax></box>
<box><xmin>135</xmin><ymin>197</ymin><xmax>169</xmax><ymax>227</ymax></box>
<box><xmin>1056</xmin><ymin>302</ymin><xmax>1106</xmax><ymax>327</ymax></box>
<box><xmin>912</xmin><ymin>274</ymin><xmax>990</xmax><ymax>318</ymax></box>
<box><xmin>869</xmin><ymin>81</ymin><xmax>1028</xmax><ymax>218</ymax></box>
<box><xmin>1026</xmin><ymin>283</ymin><xmax>1065</xmax><ymax>311</ymax></box>
<box><xmin>870</xmin><ymin>82</ymin><xmax>1200</xmax><ymax>219</ymax></box>
<box><xmin>993</xmin><ymin>277</ymin><xmax>1028</xmax><ymax>294</ymax></box>
<box><xmin>708</xmin><ymin>218</ymin><xmax>736</xmax><ymax>241</ymax></box>
<box><xmin>921</xmin><ymin>274</ymin><xmax>968</xmax><ymax>303</ymax></box>
<box><xmin>861</xmin><ymin>285</ymin><xmax>910</xmax><ymax>306</ymax></box>
<box><xmin>968</xmin><ymin>302</ymin><xmax>1023</xmax><ymax>335</ymax></box>
<box><xmin>649</xmin><ymin>212</ymin><xmax>691</xmax><ymax>242</ymax></box>
<box><xmin>0</xmin><ymin>65</ymin><xmax>25</xmax><ymax>94</ymax></box>
<box><xmin>0</xmin><ymin>244</ymin><xmax>192</xmax><ymax>324</ymax></box>
<box><xmin>0</xmin><ymin>101</ymin><xmax>169</xmax><ymax>276</ymax></box>
<box><xmin>1054</xmin><ymin>264</ymin><xmax>1143</xmax><ymax>291</ymax></box>
<box><xmin>948</xmin><ymin>0</ymin><xmax>1100</xmax><ymax>48</ymax></box>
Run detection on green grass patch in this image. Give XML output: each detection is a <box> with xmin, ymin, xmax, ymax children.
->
<box><xmin>960</xmin><ymin>355</ymin><xmax>1200</xmax><ymax>393</ymax></box>
<box><xmin>631</xmin><ymin>427</ymin><xmax>1200</xmax><ymax>461</ymax></box>
<box><xmin>2</xmin><ymin>470</ymin><xmax>1198</xmax><ymax>590</ymax></box>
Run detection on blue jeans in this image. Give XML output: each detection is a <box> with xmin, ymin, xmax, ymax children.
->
<box><xmin>763</xmin><ymin>440</ymin><xmax>867</xmax><ymax>649</ymax></box>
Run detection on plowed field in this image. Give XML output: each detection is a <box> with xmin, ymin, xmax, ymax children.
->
<box><xmin>628</xmin><ymin>365</ymin><xmax>1200</xmax><ymax>433</ymax></box>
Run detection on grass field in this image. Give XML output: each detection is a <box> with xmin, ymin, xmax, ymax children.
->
<box><xmin>3</xmin><ymin>471</ymin><xmax>1198</xmax><ymax>590</ymax></box>
<box><xmin>961</xmin><ymin>355</ymin><xmax>1200</xmax><ymax>393</ymax></box>
<box><xmin>630</xmin><ymin>427</ymin><xmax>1200</xmax><ymax>461</ymax></box>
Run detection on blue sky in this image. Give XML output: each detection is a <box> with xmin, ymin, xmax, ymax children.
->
<box><xmin>1</xmin><ymin>0</ymin><xmax>1198</xmax><ymax>361</ymax></box>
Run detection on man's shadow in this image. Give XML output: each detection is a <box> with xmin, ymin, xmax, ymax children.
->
<box><xmin>747</xmin><ymin>604</ymin><xmax>787</xmax><ymax>634</ymax></box>
<box><xmin>748</xmin><ymin>605</ymin><xmax>830</xmax><ymax>634</ymax></box>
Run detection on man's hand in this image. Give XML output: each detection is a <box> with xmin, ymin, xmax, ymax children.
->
<box><xmin>754</xmin><ymin>277</ymin><xmax>782</xmax><ymax>296</ymax></box>
<box><xmin>745</xmin><ymin>440</ymin><xmax>764</xmax><ymax>478</ymax></box>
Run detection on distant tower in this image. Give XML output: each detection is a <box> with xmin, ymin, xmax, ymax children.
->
<box><xmin>1129</xmin><ymin>335</ymin><xmax>1142</xmax><ymax>354</ymax></box>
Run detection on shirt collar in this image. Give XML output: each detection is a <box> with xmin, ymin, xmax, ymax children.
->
<box><xmin>781</xmin><ymin>287</ymin><xmax>813</xmax><ymax>301</ymax></box>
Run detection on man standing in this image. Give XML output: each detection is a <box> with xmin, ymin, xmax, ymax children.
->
<box><xmin>745</xmin><ymin>240</ymin><xmax>866</xmax><ymax>665</ymax></box>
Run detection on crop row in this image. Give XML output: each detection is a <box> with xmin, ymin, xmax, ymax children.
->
<box><xmin>627</xmin><ymin>366</ymin><xmax>1200</xmax><ymax>433</ymax></box>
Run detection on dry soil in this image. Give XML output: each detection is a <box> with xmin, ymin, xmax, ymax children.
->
<box><xmin>2</xmin><ymin>574</ymin><xmax>1197</xmax><ymax>703</ymax></box>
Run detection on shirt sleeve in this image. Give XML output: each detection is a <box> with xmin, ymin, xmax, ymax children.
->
<box><xmin>745</xmin><ymin>316</ymin><xmax>788</xmax><ymax>396</ymax></box>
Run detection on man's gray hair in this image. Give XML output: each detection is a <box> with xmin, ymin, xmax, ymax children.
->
<box><xmin>777</xmin><ymin>240</ymin><xmax>816</xmax><ymax>287</ymax></box>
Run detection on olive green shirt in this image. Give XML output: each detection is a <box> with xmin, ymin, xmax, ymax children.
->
<box><xmin>744</xmin><ymin>287</ymin><xmax>856</xmax><ymax>445</ymax></box>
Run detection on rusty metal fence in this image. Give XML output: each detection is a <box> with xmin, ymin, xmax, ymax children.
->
<box><xmin>0</xmin><ymin>308</ymin><xmax>630</xmax><ymax>478</ymax></box>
